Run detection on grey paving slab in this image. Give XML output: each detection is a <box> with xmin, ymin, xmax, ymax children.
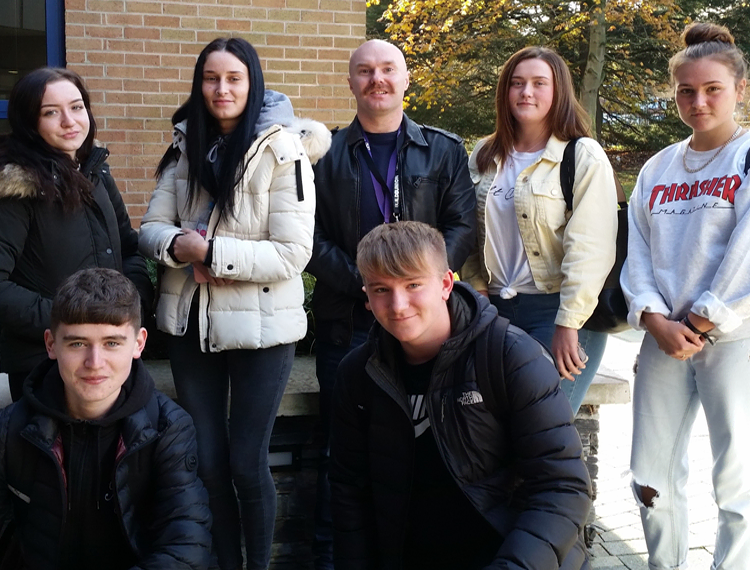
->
<box><xmin>591</xmin><ymin>555</ymin><xmax>628</xmax><ymax>569</ymax></box>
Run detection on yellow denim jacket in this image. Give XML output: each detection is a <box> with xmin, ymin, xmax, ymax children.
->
<box><xmin>461</xmin><ymin>135</ymin><xmax>617</xmax><ymax>329</ymax></box>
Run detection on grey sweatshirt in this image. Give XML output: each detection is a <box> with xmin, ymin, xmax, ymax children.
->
<box><xmin>621</xmin><ymin>132</ymin><xmax>750</xmax><ymax>341</ymax></box>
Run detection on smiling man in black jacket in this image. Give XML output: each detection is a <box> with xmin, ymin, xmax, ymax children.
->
<box><xmin>0</xmin><ymin>268</ymin><xmax>211</xmax><ymax>570</ymax></box>
<box><xmin>330</xmin><ymin>222</ymin><xmax>592</xmax><ymax>570</ymax></box>
<box><xmin>306</xmin><ymin>39</ymin><xmax>476</xmax><ymax>569</ymax></box>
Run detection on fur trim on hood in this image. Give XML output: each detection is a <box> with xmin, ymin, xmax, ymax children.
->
<box><xmin>0</xmin><ymin>141</ymin><xmax>109</xmax><ymax>200</ymax></box>
<box><xmin>0</xmin><ymin>163</ymin><xmax>36</xmax><ymax>200</ymax></box>
<box><xmin>292</xmin><ymin>117</ymin><xmax>332</xmax><ymax>164</ymax></box>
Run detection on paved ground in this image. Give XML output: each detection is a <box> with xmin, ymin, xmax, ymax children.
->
<box><xmin>590</xmin><ymin>330</ymin><xmax>717</xmax><ymax>569</ymax></box>
<box><xmin>0</xmin><ymin>330</ymin><xmax>719</xmax><ymax>568</ymax></box>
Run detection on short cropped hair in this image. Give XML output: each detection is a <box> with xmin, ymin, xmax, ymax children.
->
<box><xmin>357</xmin><ymin>222</ymin><xmax>449</xmax><ymax>282</ymax></box>
<box><xmin>50</xmin><ymin>268</ymin><xmax>141</xmax><ymax>333</ymax></box>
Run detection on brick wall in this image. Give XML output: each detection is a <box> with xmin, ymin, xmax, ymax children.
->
<box><xmin>64</xmin><ymin>0</ymin><xmax>365</xmax><ymax>225</ymax></box>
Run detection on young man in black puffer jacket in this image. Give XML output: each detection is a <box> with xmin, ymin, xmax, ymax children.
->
<box><xmin>0</xmin><ymin>268</ymin><xmax>211</xmax><ymax>570</ymax></box>
<box><xmin>330</xmin><ymin>222</ymin><xmax>592</xmax><ymax>570</ymax></box>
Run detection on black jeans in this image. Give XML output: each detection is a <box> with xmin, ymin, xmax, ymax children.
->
<box><xmin>313</xmin><ymin>328</ymin><xmax>370</xmax><ymax>569</ymax></box>
<box><xmin>169</xmin><ymin>307</ymin><xmax>294</xmax><ymax>570</ymax></box>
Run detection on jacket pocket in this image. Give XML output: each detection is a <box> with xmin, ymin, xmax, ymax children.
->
<box><xmin>529</xmin><ymin>180</ymin><xmax>568</xmax><ymax>230</ymax></box>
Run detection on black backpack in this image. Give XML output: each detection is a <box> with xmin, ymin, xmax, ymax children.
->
<box><xmin>560</xmin><ymin>139</ymin><xmax>629</xmax><ymax>333</ymax></box>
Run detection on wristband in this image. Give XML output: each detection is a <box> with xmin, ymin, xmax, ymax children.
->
<box><xmin>682</xmin><ymin>316</ymin><xmax>716</xmax><ymax>346</ymax></box>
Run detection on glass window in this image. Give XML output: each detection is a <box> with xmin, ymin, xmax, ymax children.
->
<box><xmin>0</xmin><ymin>0</ymin><xmax>63</xmax><ymax>124</ymax></box>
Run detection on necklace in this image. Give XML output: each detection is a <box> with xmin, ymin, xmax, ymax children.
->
<box><xmin>682</xmin><ymin>125</ymin><xmax>742</xmax><ymax>173</ymax></box>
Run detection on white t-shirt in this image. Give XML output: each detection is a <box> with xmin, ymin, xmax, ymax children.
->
<box><xmin>485</xmin><ymin>148</ymin><xmax>545</xmax><ymax>298</ymax></box>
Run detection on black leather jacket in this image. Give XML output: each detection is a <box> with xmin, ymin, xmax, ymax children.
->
<box><xmin>330</xmin><ymin>283</ymin><xmax>592</xmax><ymax>570</ymax></box>
<box><xmin>306</xmin><ymin>115</ymin><xmax>476</xmax><ymax>345</ymax></box>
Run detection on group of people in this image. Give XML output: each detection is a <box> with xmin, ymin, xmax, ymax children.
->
<box><xmin>0</xmin><ymin>16</ymin><xmax>746</xmax><ymax>570</ymax></box>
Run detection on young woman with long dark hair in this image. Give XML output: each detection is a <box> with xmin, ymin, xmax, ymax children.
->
<box><xmin>0</xmin><ymin>67</ymin><xmax>152</xmax><ymax>401</ymax></box>
<box><xmin>139</xmin><ymin>38</ymin><xmax>330</xmax><ymax>570</ymax></box>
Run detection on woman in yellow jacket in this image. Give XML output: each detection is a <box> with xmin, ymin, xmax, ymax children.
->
<box><xmin>462</xmin><ymin>46</ymin><xmax>617</xmax><ymax>413</ymax></box>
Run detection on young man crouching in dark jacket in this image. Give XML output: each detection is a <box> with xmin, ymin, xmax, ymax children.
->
<box><xmin>330</xmin><ymin>221</ymin><xmax>592</xmax><ymax>570</ymax></box>
<box><xmin>0</xmin><ymin>267</ymin><xmax>212</xmax><ymax>569</ymax></box>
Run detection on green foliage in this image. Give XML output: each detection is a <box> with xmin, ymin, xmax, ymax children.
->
<box><xmin>371</xmin><ymin>0</ymin><xmax>695</xmax><ymax>148</ymax></box>
<box><xmin>297</xmin><ymin>272</ymin><xmax>317</xmax><ymax>355</ymax></box>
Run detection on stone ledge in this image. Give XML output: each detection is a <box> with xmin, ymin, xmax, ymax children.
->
<box><xmin>144</xmin><ymin>353</ymin><xmax>631</xmax><ymax>418</ymax></box>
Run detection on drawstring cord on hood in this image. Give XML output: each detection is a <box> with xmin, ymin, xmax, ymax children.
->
<box><xmin>206</xmin><ymin>135</ymin><xmax>227</xmax><ymax>164</ymax></box>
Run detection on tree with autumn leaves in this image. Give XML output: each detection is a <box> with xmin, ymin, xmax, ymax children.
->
<box><xmin>375</xmin><ymin>0</ymin><xmax>749</xmax><ymax>149</ymax></box>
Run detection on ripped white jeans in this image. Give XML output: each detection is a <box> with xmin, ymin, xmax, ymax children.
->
<box><xmin>630</xmin><ymin>333</ymin><xmax>750</xmax><ymax>570</ymax></box>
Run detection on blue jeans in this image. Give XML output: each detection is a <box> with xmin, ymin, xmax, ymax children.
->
<box><xmin>489</xmin><ymin>292</ymin><xmax>607</xmax><ymax>414</ymax></box>
<box><xmin>313</xmin><ymin>329</ymin><xmax>370</xmax><ymax>570</ymax></box>
<box><xmin>630</xmin><ymin>334</ymin><xmax>750</xmax><ymax>569</ymax></box>
<box><xmin>169</xmin><ymin>309</ymin><xmax>294</xmax><ymax>570</ymax></box>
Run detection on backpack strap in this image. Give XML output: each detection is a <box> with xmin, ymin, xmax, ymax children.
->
<box><xmin>474</xmin><ymin>317</ymin><xmax>509</xmax><ymax>420</ymax></box>
<box><xmin>560</xmin><ymin>138</ymin><xmax>579</xmax><ymax>211</ymax></box>
<box><xmin>560</xmin><ymin>137</ymin><xmax>627</xmax><ymax>210</ymax></box>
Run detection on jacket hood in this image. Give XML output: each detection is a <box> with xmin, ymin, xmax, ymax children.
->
<box><xmin>371</xmin><ymin>281</ymin><xmax>498</xmax><ymax>372</ymax></box>
<box><xmin>173</xmin><ymin>89</ymin><xmax>332</xmax><ymax>165</ymax></box>
<box><xmin>0</xmin><ymin>143</ymin><xmax>109</xmax><ymax>200</ymax></box>
<box><xmin>23</xmin><ymin>358</ymin><xmax>155</xmax><ymax>427</ymax></box>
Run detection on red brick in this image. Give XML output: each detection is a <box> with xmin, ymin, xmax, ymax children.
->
<box><xmin>68</xmin><ymin>11</ymin><xmax>103</xmax><ymax>24</ymax></box>
<box><xmin>123</xmin><ymin>1</ymin><xmax>162</xmax><ymax>13</ymax></box>
<box><xmin>106</xmin><ymin>92</ymin><xmax>144</xmax><ymax>104</ymax></box>
<box><xmin>107</xmin><ymin>39</ymin><xmax>146</xmax><ymax>52</ymax></box>
<box><xmin>105</xmin><ymin>13</ymin><xmax>143</xmax><ymax>26</ymax></box>
<box><xmin>164</xmin><ymin>3</ymin><xmax>199</xmax><ymax>15</ymax></box>
<box><xmin>88</xmin><ymin>51</ymin><xmax>126</xmax><ymax>64</ymax></box>
<box><xmin>124</xmin><ymin>27</ymin><xmax>161</xmax><ymax>40</ymax></box>
<box><xmin>267</xmin><ymin>34</ymin><xmax>301</xmax><ymax>46</ymax></box>
<box><xmin>87</xmin><ymin>0</ymin><xmax>125</xmax><ymax>12</ymax></box>
<box><xmin>123</xmin><ymin>53</ymin><xmax>161</xmax><ymax>66</ymax></box>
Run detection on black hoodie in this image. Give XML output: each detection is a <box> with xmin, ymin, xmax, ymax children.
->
<box><xmin>26</xmin><ymin>359</ymin><xmax>152</xmax><ymax>569</ymax></box>
<box><xmin>0</xmin><ymin>358</ymin><xmax>212</xmax><ymax>570</ymax></box>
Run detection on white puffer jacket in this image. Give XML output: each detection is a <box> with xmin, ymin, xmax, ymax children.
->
<box><xmin>139</xmin><ymin>110</ymin><xmax>331</xmax><ymax>352</ymax></box>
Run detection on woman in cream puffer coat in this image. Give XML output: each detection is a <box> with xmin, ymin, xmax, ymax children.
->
<box><xmin>138</xmin><ymin>38</ymin><xmax>330</xmax><ymax>570</ymax></box>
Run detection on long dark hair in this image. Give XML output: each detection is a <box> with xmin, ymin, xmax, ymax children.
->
<box><xmin>0</xmin><ymin>67</ymin><xmax>97</xmax><ymax>209</ymax></box>
<box><xmin>156</xmin><ymin>37</ymin><xmax>265</xmax><ymax>220</ymax></box>
<box><xmin>476</xmin><ymin>46</ymin><xmax>591</xmax><ymax>174</ymax></box>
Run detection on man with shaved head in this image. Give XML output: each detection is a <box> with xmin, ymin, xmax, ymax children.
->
<box><xmin>306</xmin><ymin>39</ymin><xmax>476</xmax><ymax>570</ymax></box>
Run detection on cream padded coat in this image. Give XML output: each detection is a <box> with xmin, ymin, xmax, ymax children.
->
<box><xmin>139</xmin><ymin>119</ymin><xmax>331</xmax><ymax>351</ymax></box>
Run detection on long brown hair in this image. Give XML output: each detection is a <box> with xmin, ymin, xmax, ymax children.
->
<box><xmin>475</xmin><ymin>46</ymin><xmax>591</xmax><ymax>174</ymax></box>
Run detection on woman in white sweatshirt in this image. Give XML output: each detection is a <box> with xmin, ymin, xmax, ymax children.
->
<box><xmin>138</xmin><ymin>38</ymin><xmax>330</xmax><ymax>570</ymax></box>
<box><xmin>621</xmin><ymin>23</ymin><xmax>750</xmax><ymax>569</ymax></box>
<box><xmin>462</xmin><ymin>46</ymin><xmax>617</xmax><ymax>413</ymax></box>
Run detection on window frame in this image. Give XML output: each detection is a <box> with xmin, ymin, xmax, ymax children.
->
<box><xmin>0</xmin><ymin>0</ymin><xmax>64</xmax><ymax>120</ymax></box>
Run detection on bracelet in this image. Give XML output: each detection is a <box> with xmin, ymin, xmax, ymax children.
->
<box><xmin>682</xmin><ymin>316</ymin><xmax>716</xmax><ymax>346</ymax></box>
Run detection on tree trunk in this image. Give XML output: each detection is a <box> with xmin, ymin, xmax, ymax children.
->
<box><xmin>580</xmin><ymin>0</ymin><xmax>607</xmax><ymax>140</ymax></box>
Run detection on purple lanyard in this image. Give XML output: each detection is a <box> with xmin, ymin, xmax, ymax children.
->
<box><xmin>362</xmin><ymin>128</ymin><xmax>401</xmax><ymax>222</ymax></box>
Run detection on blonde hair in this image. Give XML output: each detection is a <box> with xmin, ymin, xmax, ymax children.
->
<box><xmin>669</xmin><ymin>22</ymin><xmax>747</xmax><ymax>87</ymax></box>
<box><xmin>357</xmin><ymin>222</ymin><xmax>449</xmax><ymax>282</ymax></box>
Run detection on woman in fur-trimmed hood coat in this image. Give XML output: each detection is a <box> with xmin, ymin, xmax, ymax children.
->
<box><xmin>0</xmin><ymin>148</ymin><xmax>152</xmax><ymax>391</ymax></box>
<box><xmin>137</xmin><ymin>37</ymin><xmax>330</xmax><ymax>570</ymax></box>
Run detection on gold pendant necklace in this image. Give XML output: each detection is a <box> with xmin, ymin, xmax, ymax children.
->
<box><xmin>682</xmin><ymin>126</ymin><xmax>742</xmax><ymax>174</ymax></box>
